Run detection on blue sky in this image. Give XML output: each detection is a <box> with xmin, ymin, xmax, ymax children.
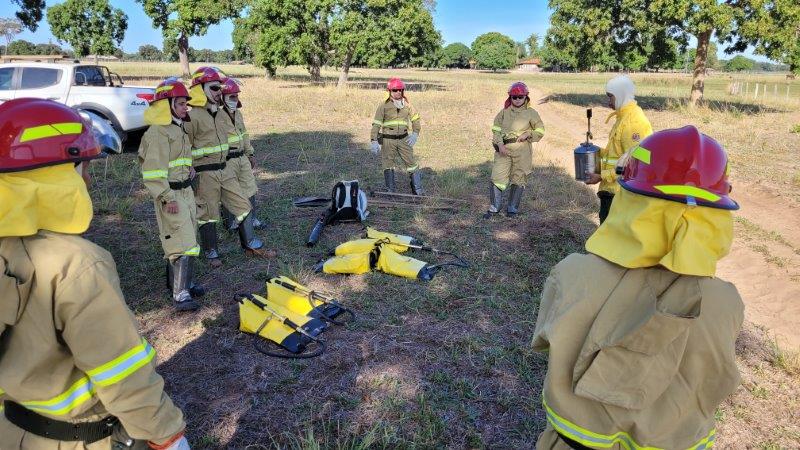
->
<box><xmin>1</xmin><ymin>0</ymin><xmax>769</xmax><ymax>62</ymax></box>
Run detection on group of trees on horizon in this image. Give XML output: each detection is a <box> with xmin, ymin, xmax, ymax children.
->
<box><xmin>4</xmin><ymin>0</ymin><xmax>799</xmax><ymax>103</ymax></box>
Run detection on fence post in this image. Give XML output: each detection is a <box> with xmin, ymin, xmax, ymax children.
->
<box><xmin>753</xmin><ymin>83</ymin><xmax>758</xmax><ymax>100</ymax></box>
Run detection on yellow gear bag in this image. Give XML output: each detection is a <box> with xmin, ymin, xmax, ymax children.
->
<box><xmin>321</xmin><ymin>251</ymin><xmax>375</xmax><ymax>275</ymax></box>
<box><xmin>334</xmin><ymin>238</ymin><xmax>410</xmax><ymax>256</ymax></box>
<box><xmin>366</xmin><ymin>227</ymin><xmax>420</xmax><ymax>248</ymax></box>
<box><xmin>237</xmin><ymin>293</ymin><xmax>327</xmax><ymax>356</ymax></box>
<box><xmin>266</xmin><ymin>276</ymin><xmax>348</xmax><ymax>323</ymax></box>
<box><xmin>376</xmin><ymin>245</ymin><xmax>428</xmax><ymax>280</ymax></box>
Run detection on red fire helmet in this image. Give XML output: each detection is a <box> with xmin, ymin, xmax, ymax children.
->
<box><xmin>154</xmin><ymin>78</ymin><xmax>191</xmax><ymax>103</ymax></box>
<box><xmin>190</xmin><ymin>66</ymin><xmax>223</xmax><ymax>87</ymax></box>
<box><xmin>387</xmin><ymin>78</ymin><xmax>406</xmax><ymax>91</ymax></box>
<box><xmin>619</xmin><ymin>125</ymin><xmax>738</xmax><ymax>210</ymax></box>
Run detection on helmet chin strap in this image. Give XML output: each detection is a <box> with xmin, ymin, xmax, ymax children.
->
<box><xmin>170</xmin><ymin>98</ymin><xmax>184</xmax><ymax>125</ymax></box>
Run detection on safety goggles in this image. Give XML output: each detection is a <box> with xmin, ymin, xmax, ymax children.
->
<box><xmin>390</xmin><ymin>89</ymin><xmax>404</xmax><ymax>93</ymax></box>
<box><xmin>511</xmin><ymin>95</ymin><xmax>526</xmax><ymax>100</ymax></box>
<box><xmin>208</xmin><ymin>85</ymin><xmax>222</xmax><ymax>91</ymax></box>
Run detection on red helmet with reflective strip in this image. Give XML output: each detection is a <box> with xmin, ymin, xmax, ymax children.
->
<box><xmin>0</xmin><ymin>98</ymin><xmax>102</xmax><ymax>173</ymax></box>
<box><xmin>153</xmin><ymin>79</ymin><xmax>191</xmax><ymax>103</ymax></box>
<box><xmin>620</xmin><ymin>125</ymin><xmax>738</xmax><ymax>210</ymax></box>
<box><xmin>387</xmin><ymin>78</ymin><xmax>406</xmax><ymax>91</ymax></box>
<box><xmin>190</xmin><ymin>66</ymin><xmax>223</xmax><ymax>87</ymax></box>
<box><xmin>508</xmin><ymin>82</ymin><xmax>529</xmax><ymax>97</ymax></box>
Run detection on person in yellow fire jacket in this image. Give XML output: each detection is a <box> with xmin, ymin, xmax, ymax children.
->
<box><xmin>370</xmin><ymin>78</ymin><xmax>424</xmax><ymax>195</ymax></box>
<box><xmin>139</xmin><ymin>78</ymin><xmax>203</xmax><ymax>312</ymax></box>
<box><xmin>220</xmin><ymin>77</ymin><xmax>264</xmax><ymax>231</ymax></box>
<box><xmin>0</xmin><ymin>98</ymin><xmax>188</xmax><ymax>449</ymax></box>
<box><xmin>584</xmin><ymin>74</ymin><xmax>653</xmax><ymax>223</ymax></box>
<box><xmin>485</xmin><ymin>81</ymin><xmax>545</xmax><ymax>218</ymax></box>
<box><xmin>186</xmin><ymin>66</ymin><xmax>274</xmax><ymax>267</ymax></box>
<box><xmin>534</xmin><ymin>126</ymin><xmax>743</xmax><ymax>450</ymax></box>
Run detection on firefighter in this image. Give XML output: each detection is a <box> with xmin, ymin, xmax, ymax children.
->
<box><xmin>220</xmin><ymin>77</ymin><xmax>263</xmax><ymax>231</ymax></box>
<box><xmin>0</xmin><ymin>98</ymin><xmax>189</xmax><ymax>449</ymax></box>
<box><xmin>186</xmin><ymin>66</ymin><xmax>274</xmax><ymax>267</ymax></box>
<box><xmin>485</xmin><ymin>82</ymin><xmax>545</xmax><ymax>218</ymax></box>
<box><xmin>370</xmin><ymin>78</ymin><xmax>424</xmax><ymax>195</ymax></box>
<box><xmin>533</xmin><ymin>126</ymin><xmax>743</xmax><ymax>449</ymax></box>
<box><xmin>139</xmin><ymin>78</ymin><xmax>203</xmax><ymax>312</ymax></box>
<box><xmin>584</xmin><ymin>74</ymin><xmax>653</xmax><ymax>223</ymax></box>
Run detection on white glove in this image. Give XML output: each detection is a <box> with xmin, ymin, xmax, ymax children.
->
<box><xmin>405</xmin><ymin>132</ymin><xmax>419</xmax><ymax>147</ymax></box>
<box><xmin>163</xmin><ymin>436</ymin><xmax>191</xmax><ymax>450</ymax></box>
<box><xmin>370</xmin><ymin>140</ymin><xmax>381</xmax><ymax>155</ymax></box>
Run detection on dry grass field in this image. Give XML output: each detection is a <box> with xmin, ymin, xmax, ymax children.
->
<box><xmin>86</xmin><ymin>63</ymin><xmax>800</xmax><ymax>448</ymax></box>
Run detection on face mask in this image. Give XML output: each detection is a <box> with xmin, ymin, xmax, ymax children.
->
<box><xmin>393</xmin><ymin>99</ymin><xmax>405</xmax><ymax>109</ymax></box>
<box><xmin>225</xmin><ymin>99</ymin><xmax>238</xmax><ymax>110</ymax></box>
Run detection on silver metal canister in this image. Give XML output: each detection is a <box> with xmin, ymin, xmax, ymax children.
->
<box><xmin>574</xmin><ymin>142</ymin><xmax>600</xmax><ymax>181</ymax></box>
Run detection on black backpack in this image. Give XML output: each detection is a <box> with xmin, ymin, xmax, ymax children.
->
<box><xmin>329</xmin><ymin>180</ymin><xmax>368</xmax><ymax>223</ymax></box>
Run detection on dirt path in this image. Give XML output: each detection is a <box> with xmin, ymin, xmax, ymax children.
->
<box><xmin>534</xmin><ymin>92</ymin><xmax>800</xmax><ymax>350</ymax></box>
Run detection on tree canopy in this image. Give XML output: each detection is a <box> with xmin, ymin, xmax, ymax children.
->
<box><xmin>47</xmin><ymin>0</ymin><xmax>127</xmax><ymax>59</ymax></box>
<box><xmin>442</xmin><ymin>42</ymin><xmax>472</xmax><ymax>68</ymax></box>
<box><xmin>471</xmin><ymin>32</ymin><xmax>516</xmax><ymax>71</ymax></box>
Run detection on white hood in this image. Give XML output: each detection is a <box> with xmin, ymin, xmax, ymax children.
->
<box><xmin>606</xmin><ymin>75</ymin><xmax>636</xmax><ymax>110</ymax></box>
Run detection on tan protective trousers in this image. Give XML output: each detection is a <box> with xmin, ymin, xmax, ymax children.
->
<box><xmin>194</xmin><ymin>165</ymin><xmax>251</xmax><ymax>224</ymax></box>
<box><xmin>228</xmin><ymin>155</ymin><xmax>258</xmax><ymax>198</ymax></box>
<box><xmin>381</xmin><ymin>137</ymin><xmax>418</xmax><ymax>172</ymax></box>
<box><xmin>491</xmin><ymin>142</ymin><xmax>532</xmax><ymax>190</ymax></box>
<box><xmin>154</xmin><ymin>187</ymin><xmax>199</xmax><ymax>261</ymax></box>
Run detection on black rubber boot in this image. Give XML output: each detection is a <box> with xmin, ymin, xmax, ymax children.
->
<box><xmin>384</xmin><ymin>169</ymin><xmax>396</xmax><ymax>192</ymax></box>
<box><xmin>410</xmin><ymin>171</ymin><xmax>424</xmax><ymax>196</ymax></box>
<box><xmin>249</xmin><ymin>195</ymin><xmax>265</xmax><ymax>229</ymax></box>
<box><xmin>483</xmin><ymin>184</ymin><xmax>503</xmax><ymax>219</ymax></box>
<box><xmin>170</xmin><ymin>256</ymin><xmax>200</xmax><ymax>311</ymax></box>
<box><xmin>239</xmin><ymin>213</ymin><xmax>276</xmax><ymax>257</ymax></box>
<box><xmin>506</xmin><ymin>184</ymin><xmax>525</xmax><ymax>217</ymax></box>
<box><xmin>199</xmin><ymin>222</ymin><xmax>222</xmax><ymax>267</ymax></box>
<box><xmin>187</xmin><ymin>256</ymin><xmax>205</xmax><ymax>297</ymax></box>
<box><xmin>221</xmin><ymin>206</ymin><xmax>238</xmax><ymax>232</ymax></box>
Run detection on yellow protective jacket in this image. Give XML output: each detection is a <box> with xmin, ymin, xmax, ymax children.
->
<box><xmin>533</xmin><ymin>253</ymin><xmax>743</xmax><ymax>450</ymax></box>
<box><xmin>0</xmin><ymin>232</ymin><xmax>185</xmax><ymax>444</ymax></box>
<box><xmin>187</xmin><ymin>105</ymin><xmax>234</xmax><ymax>167</ymax></box>
<box><xmin>138</xmin><ymin>121</ymin><xmax>193</xmax><ymax>204</ymax></box>
<box><xmin>371</xmin><ymin>99</ymin><xmax>421</xmax><ymax>141</ymax></box>
<box><xmin>227</xmin><ymin>110</ymin><xmax>254</xmax><ymax>157</ymax></box>
<box><xmin>599</xmin><ymin>101</ymin><xmax>652</xmax><ymax>194</ymax></box>
<box><xmin>491</xmin><ymin>103</ymin><xmax>545</xmax><ymax>147</ymax></box>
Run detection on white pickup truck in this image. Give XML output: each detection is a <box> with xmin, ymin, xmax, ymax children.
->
<box><xmin>0</xmin><ymin>62</ymin><xmax>155</xmax><ymax>144</ymax></box>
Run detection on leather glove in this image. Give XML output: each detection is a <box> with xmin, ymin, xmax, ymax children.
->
<box><xmin>370</xmin><ymin>140</ymin><xmax>381</xmax><ymax>155</ymax></box>
<box><xmin>405</xmin><ymin>132</ymin><xmax>419</xmax><ymax>147</ymax></box>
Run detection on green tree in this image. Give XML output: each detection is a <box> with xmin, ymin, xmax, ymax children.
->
<box><xmin>471</xmin><ymin>32</ymin><xmax>516</xmax><ymax>71</ymax></box>
<box><xmin>6</xmin><ymin>39</ymin><xmax>36</xmax><ymax>55</ymax></box>
<box><xmin>525</xmin><ymin>32</ymin><xmax>540</xmax><ymax>57</ymax></box>
<box><xmin>47</xmin><ymin>0</ymin><xmax>127</xmax><ymax>63</ymax></box>
<box><xmin>10</xmin><ymin>0</ymin><xmax>45</xmax><ymax>31</ymax></box>
<box><xmin>138</xmin><ymin>0</ymin><xmax>243</xmax><ymax>77</ymax></box>
<box><xmin>0</xmin><ymin>18</ymin><xmax>23</xmax><ymax>55</ymax></box>
<box><xmin>726</xmin><ymin>0</ymin><xmax>800</xmax><ymax>75</ymax></box>
<box><xmin>650</xmin><ymin>0</ymin><xmax>736</xmax><ymax>105</ymax></box>
<box><xmin>35</xmin><ymin>42</ymin><xmax>64</xmax><ymax>55</ymax></box>
<box><xmin>442</xmin><ymin>42</ymin><xmax>472</xmax><ymax>68</ymax></box>
<box><xmin>138</xmin><ymin>44</ymin><xmax>162</xmax><ymax>61</ymax></box>
<box><xmin>234</xmin><ymin>0</ymin><xmax>333</xmax><ymax>82</ymax></box>
<box><xmin>726</xmin><ymin>55</ymin><xmax>755</xmax><ymax>71</ymax></box>
<box><xmin>514</xmin><ymin>40</ymin><xmax>526</xmax><ymax>61</ymax></box>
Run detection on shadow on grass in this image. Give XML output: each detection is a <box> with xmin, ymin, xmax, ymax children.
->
<box><xmin>547</xmin><ymin>92</ymin><xmax>788</xmax><ymax>114</ymax></box>
<box><xmin>146</xmin><ymin>130</ymin><xmax>601</xmax><ymax>447</ymax></box>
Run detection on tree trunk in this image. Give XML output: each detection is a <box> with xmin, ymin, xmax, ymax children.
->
<box><xmin>309</xmin><ymin>54</ymin><xmax>322</xmax><ymax>83</ymax></box>
<box><xmin>690</xmin><ymin>30</ymin><xmax>711</xmax><ymax>107</ymax></box>
<box><xmin>337</xmin><ymin>49</ymin><xmax>353</xmax><ymax>88</ymax></box>
<box><xmin>265</xmin><ymin>66</ymin><xmax>275</xmax><ymax>79</ymax></box>
<box><xmin>94</xmin><ymin>54</ymin><xmax>98</xmax><ymax>65</ymax></box>
<box><xmin>178</xmin><ymin>33</ymin><xmax>190</xmax><ymax>78</ymax></box>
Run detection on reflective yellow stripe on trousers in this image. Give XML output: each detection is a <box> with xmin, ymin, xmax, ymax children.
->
<box><xmin>17</xmin><ymin>339</ymin><xmax>155</xmax><ymax>416</ymax></box>
<box><xmin>543</xmin><ymin>398</ymin><xmax>716</xmax><ymax>450</ymax></box>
